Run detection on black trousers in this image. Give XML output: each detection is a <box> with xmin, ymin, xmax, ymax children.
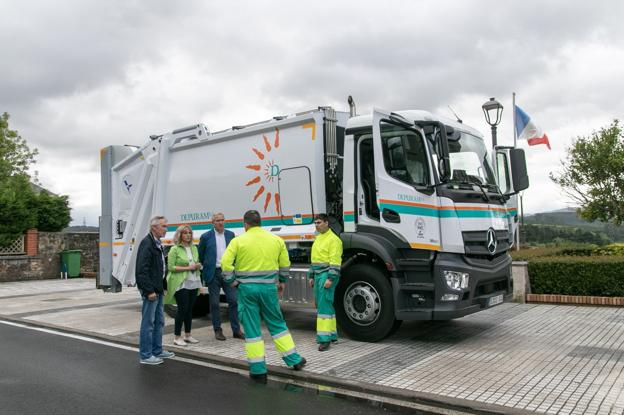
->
<box><xmin>174</xmin><ymin>288</ymin><xmax>198</xmax><ymax>336</ymax></box>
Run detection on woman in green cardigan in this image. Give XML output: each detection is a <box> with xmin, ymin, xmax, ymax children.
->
<box><xmin>165</xmin><ymin>225</ymin><xmax>202</xmax><ymax>346</ymax></box>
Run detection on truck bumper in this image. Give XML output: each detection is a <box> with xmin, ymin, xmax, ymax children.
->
<box><xmin>393</xmin><ymin>252</ymin><xmax>513</xmax><ymax>321</ymax></box>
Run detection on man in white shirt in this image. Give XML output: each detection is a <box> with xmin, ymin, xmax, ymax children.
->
<box><xmin>198</xmin><ymin>213</ymin><xmax>243</xmax><ymax>341</ymax></box>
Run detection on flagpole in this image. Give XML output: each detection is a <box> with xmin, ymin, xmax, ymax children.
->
<box><xmin>513</xmin><ymin>92</ymin><xmax>517</xmax><ymax>147</ymax></box>
<box><xmin>513</xmin><ymin>92</ymin><xmax>521</xmax><ymax>250</ymax></box>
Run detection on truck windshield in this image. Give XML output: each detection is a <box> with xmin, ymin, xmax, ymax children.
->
<box><xmin>448</xmin><ymin>133</ymin><xmax>497</xmax><ymax>187</ymax></box>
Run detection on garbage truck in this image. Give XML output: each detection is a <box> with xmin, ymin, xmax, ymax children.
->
<box><xmin>99</xmin><ymin>99</ymin><xmax>529</xmax><ymax>341</ymax></box>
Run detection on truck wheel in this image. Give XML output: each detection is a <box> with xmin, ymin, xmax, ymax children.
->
<box><xmin>163</xmin><ymin>295</ymin><xmax>211</xmax><ymax>319</ymax></box>
<box><xmin>192</xmin><ymin>294</ymin><xmax>210</xmax><ymax>317</ymax></box>
<box><xmin>164</xmin><ymin>304</ymin><xmax>177</xmax><ymax>319</ymax></box>
<box><xmin>335</xmin><ymin>263</ymin><xmax>401</xmax><ymax>342</ymax></box>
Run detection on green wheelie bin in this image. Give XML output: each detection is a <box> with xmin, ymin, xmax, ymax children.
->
<box><xmin>60</xmin><ymin>250</ymin><xmax>82</xmax><ymax>278</ymax></box>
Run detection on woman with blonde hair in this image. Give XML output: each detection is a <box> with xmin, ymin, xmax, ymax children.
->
<box><xmin>165</xmin><ymin>225</ymin><xmax>202</xmax><ymax>346</ymax></box>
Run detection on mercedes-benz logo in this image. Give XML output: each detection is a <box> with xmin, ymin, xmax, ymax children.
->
<box><xmin>486</xmin><ymin>228</ymin><xmax>497</xmax><ymax>255</ymax></box>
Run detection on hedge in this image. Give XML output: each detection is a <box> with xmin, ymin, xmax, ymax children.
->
<box><xmin>528</xmin><ymin>256</ymin><xmax>624</xmax><ymax>297</ymax></box>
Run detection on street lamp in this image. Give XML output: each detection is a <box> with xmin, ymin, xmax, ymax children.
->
<box><xmin>482</xmin><ymin>97</ymin><xmax>504</xmax><ymax>148</ymax></box>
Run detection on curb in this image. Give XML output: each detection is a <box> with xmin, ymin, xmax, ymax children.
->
<box><xmin>0</xmin><ymin>314</ymin><xmax>534</xmax><ymax>415</ymax></box>
<box><xmin>526</xmin><ymin>293</ymin><xmax>624</xmax><ymax>306</ymax></box>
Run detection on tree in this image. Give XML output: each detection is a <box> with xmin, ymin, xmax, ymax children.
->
<box><xmin>550</xmin><ymin>120</ymin><xmax>624</xmax><ymax>224</ymax></box>
<box><xmin>0</xmin><ymin>112</ymin><xmax>71</xmax><ymax>247</ymax></box>
<box><xmin>0</xmin><ymin>175</ymin><xmax>37</xmax><ymax>247</ymax></box>
<box><xmin>35</xmin><ymin>191</ymin><xmax>71</xmax><ymax>231</ymax></box>
<box><xmin>0</xmin><ymin>112</ymin><xmax>38</xmax><ymax>178</ymax></box>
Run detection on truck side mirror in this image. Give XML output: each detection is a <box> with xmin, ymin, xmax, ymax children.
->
<box><xmin>436</xmin><ymin>123</ymin><xmax>450</xmax><ymax>182</ymax></box>
<box><xmin>495</xmin><ymin>147</ymin><xmax>529</xmax><ymax>195</ymax></box>
<box><xmin>509</xmin><ymin>148</ymin><xmax>529</xmax><ymax>193</ymax></box>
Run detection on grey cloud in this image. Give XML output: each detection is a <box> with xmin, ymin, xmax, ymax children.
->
<box><xmin>265</xmin><ymin>1</ymin><xmax>624</xmax><ymax>112</ymax></box>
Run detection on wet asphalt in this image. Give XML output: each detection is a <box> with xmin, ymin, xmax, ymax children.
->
<box><xmin>0</xmin><ymin>322</ymin><xmax>401</xmax><ymax>415</ymax></box>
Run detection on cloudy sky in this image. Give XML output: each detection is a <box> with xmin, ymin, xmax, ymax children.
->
<box><xmin>1</xmin><ymin>0</ymin><xmax>623</xmax><ymax>225</ymax></box>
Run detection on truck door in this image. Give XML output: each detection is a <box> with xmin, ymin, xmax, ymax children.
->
<box><xmin>371</xmin><ymin>109</ymin><xmax>441</xmax><ymax>250</ymax></box>
<box><xmin>357</xmin><ymin>137</ymin><xmax>381</xmax><ymax>225</ymax></box>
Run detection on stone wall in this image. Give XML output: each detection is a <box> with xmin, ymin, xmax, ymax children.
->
<box><xmin>0</xmin><ymin>231</ymin><xmax>99</xmax><ymax>282</ymax></box>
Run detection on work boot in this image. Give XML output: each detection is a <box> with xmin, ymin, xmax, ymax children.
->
<box><xmin>233</xmin><ymin>330</ymin><xmax>245</xmax><ymax>339</ymax></box>
<box><xmin>293</xmin><ymin>357</ymin><xmax>307</xmax><ymax>371</ymax></box>
<box><xmin>318</xmin><ymin>342</ymin><xmax>330</xmax><ymax>352</ymax></box>
<box><xmin>215</xmin><ymin>329</ymin><xmax>226</xmax><ymax>341</ymax></box>
<box><xmin>250</xmin><ymin>373</ymin><xmax>268</xmax><ymax>384</ymax></box>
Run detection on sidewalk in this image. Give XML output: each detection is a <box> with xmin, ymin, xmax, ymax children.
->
<box><xmin>1</xmin><ymin>279</ymin><xmax>623</xmax><ymax>415</ymax></box>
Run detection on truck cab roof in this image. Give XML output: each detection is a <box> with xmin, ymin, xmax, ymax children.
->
<box><xmin>347</xmin><ymin>109</ymin><xmax>485</xmax><ymax>140</ymax></box>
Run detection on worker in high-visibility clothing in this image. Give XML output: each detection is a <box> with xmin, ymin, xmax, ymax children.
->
<box><xmin>221</xmin><ymin>210</ymin><xmax>306</xmax><ymax>383</ymax></box>
<box><xmin>307</xmin><ymin>213</ymin><xmax>343</xmax><ymax>351</ymax></box>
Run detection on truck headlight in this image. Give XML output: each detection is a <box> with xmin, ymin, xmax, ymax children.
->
<box><xmin>443</xmin><ymin>270</ymin><xmax>469</xmax><ymax>291</ymax></box>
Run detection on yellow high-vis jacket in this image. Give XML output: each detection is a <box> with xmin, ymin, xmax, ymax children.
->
<box><xmin>309</xmin><ymin>229</ymin><xmax>343</xmax><ymax>280</ymax></box>
<box><xmin>221</xmin><ymin>226</ymin><xmax>290</xmax><ymax>284</ymax></box>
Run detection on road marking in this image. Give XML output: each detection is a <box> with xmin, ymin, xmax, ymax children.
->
<box><xmin>0</xmin><ymin>319</ymin><xmax>137</xmax><ymax>352</ymax></box>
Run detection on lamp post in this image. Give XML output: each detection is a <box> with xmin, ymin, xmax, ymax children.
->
<box><xmin>482</xmin><ymin>97</ymin><xmax>504</xmax><ymax>148</ymax></box>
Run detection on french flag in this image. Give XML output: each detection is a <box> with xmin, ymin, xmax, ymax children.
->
<box><xmin>514</xmin><ymin>105</ymin><xmax>551</xmax><ymax>149</ymax></box>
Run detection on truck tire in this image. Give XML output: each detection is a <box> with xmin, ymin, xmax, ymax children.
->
<box><xmin>192</xmin><ymin>294</ymin><xmax>210</xmax><ymax>317</ymax></box>
<box><xmin>164</xmin><ymin>304</ymin><xmax>177</xmax><ymax>319</ymax></box>
<box><xmin>163</xmin><ymin>294</ymin><xmax>211</xmax><ymax>319</ymax></box>
<box><xmin>335</xmin><ymin>263</ymin><xmax>401</xmax><ymax>342</ymax></box>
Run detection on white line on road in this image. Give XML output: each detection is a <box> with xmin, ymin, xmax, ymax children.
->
<box><xmin>0</xmin><ymin>319</ymin><xmax>138</xmax><ymax>352</ymax></box>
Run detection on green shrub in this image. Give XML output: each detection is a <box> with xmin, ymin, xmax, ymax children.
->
<box><xmin>593</xmin><ymin>243</ymin><xmax>624</xmax><ymax>256</ymax></box>
<box><xmin>529</xmin><ymin>256</ymin><xmax>624</xmax><ymax>297</ymax></box>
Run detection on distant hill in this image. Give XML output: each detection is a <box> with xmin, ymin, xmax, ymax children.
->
<box><xmin>526</xmin><ymin>208</ymin><xmax>603</xmax><ymax>229</ymax></box>
<box><xmin>63</xmin><ymin>226</ymin><xmax>99</xmax><ymax>233</ymax></box>
<box><xmin>524</xmin><ymin>208</ymin><xmax>624</xmax><ymax>242</ymax></box>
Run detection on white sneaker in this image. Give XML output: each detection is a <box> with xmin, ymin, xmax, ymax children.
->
<box><xmin>184</xmin><ymin>336</ymin><xmax>199</xmax><ymax>344</ymax></box>
<box><xmin>173</xmin><ymin>338</ymin><xmax>187</xmax><ymax>346</ymax></box>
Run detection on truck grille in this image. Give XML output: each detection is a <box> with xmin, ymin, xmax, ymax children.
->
<box><xmin>462</xmin><ymin>229</ymin><xmax>510</xmax><ymax>257</ymax></box>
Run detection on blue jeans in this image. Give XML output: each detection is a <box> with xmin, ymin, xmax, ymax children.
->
<box><xmin>208</xmin><ymin>268</ymin><xmax>240</xmax><ymax>333</ymax></box>
<box><xmin>139</xmin><ymin>292</ymin><xmax>164</xmax><ymax>360</ymax></box>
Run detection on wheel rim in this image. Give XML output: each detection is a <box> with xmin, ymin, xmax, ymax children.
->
<box><xmin>343</xmin><ymin>281</ymin><xmax>381</xmax><ymax>326</ymax></box>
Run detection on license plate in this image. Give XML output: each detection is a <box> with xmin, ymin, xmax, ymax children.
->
<box><xmin>488</xmin><ymin>294</ymin><xmax>503</xmax><ymax>307</ymax></box>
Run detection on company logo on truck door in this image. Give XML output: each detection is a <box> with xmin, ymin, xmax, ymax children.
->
<box><xmin>244</xmin><ymin>128</ymin><xmax>282</xmax><ymax>214</ymax></box>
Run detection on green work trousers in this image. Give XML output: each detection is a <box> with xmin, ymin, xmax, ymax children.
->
<box><xmin>238</xmin><ymin>283</ymin><xmax>303</xmax><ymax>375</ymax></box>
<box><xmin>313</xmin><ymin>272</ymin><xmax>338</xmax><ymax>344</ymax></box>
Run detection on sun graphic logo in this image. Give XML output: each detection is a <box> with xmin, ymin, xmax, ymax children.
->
<box><xmin>245</xmin><ymin>128</ymin><xmax>282</xmax><ymax>214</ymax></box>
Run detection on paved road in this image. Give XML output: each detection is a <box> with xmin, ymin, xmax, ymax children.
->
<box><xmin>0</xmin><ymin>323</ymin><xmax>400</xmax><ymax>415</ymax></box>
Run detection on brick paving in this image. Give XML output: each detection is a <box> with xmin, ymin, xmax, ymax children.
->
<box><xmin>1</xmin><ymin>279</ymin><xmax>623</xmax><ymax>414</ymax></box>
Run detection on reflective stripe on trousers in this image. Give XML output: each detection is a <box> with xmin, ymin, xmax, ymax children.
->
<box><xmin>245</xmin><ymin>337</ymin><xmax>265</xmax><ymax>366</ymax></box>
